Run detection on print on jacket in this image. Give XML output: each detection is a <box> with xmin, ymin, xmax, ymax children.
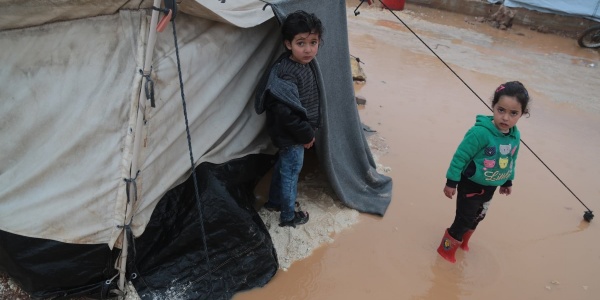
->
<box><xmin>446</xmin><ymin>115</ymin><xmax>521</xmax><ymax>187</ymax></box>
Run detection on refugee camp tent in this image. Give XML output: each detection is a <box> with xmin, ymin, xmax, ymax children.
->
<box><xmin>0</xmin><ymin>0</ymin><xmax>393</xmax><ymax>298</ymax></box>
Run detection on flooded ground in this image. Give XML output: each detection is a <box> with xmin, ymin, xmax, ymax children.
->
<box><xmin>236</xmin><ymin>2</ymin><xmax>600</xmax><ymax>300</ymax></box>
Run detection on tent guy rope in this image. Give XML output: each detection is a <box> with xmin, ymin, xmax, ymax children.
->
<box><xmin>162</xmin><ymin>0</ymin><xmax>215</xmax><ymax>297</ymax></box>
<box><xmin>352</xmin><ymin>0</ymin><xmax>594</xmax><ymax>222</ymax></box>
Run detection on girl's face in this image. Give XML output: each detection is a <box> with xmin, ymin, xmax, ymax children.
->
<box><xmin>492</xmin><ymin>95</ymin><xmax>523</xmax><ymax>133</ymax></box>
<box><xmin>285</xmin><ymin>32</ymin><xmax>320</xmax><ymax>65</ymax></box>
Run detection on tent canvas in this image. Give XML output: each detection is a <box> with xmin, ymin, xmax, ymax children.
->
<box><xmin>0</xmin><ymin>0</ymin><xmax>393</xmax><ymax>298</ymax></box>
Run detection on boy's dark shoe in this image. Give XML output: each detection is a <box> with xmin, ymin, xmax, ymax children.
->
<box><xmin>279</xmin><ymin>211</ymin><xmax>309</xmax><ymax>228</ymax></box>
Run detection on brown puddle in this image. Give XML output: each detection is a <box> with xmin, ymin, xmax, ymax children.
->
<box><xmin>236</xmin><ymin>3</ymin><xmax>600</xmax><ymax>300</ymax></box>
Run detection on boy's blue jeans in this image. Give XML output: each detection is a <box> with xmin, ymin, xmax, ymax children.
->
<box><xmin>268</xmin><ymin>145</ymin><xmax>304</xmax><ymax>222</ymax></box>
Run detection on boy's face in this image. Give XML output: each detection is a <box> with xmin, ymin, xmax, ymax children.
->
<box><xmin>285</xmin><ymin>32</ymin><xmax>320</xmax><ymax>65</ymax></box>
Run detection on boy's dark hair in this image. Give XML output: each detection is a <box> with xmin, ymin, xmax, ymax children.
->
<box><xmin>492</xmin><ymin>81</ymin><xmax>531</xmax><ymax>116</ymax></box>
<box><xmin>281</xmin><ymin>10</ymin><xmax>324</xmax><ymax>43</ymax></box>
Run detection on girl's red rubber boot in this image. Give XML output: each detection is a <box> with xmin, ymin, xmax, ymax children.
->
<box><xmin>437</xmin><ymin>229</ymin><xmax>461</xmax><ymax>263</ymax></box>
<box><xmin>460</xmin><ymin>229</ymin><xmax>475</xmax><ymax>251</ymax></box>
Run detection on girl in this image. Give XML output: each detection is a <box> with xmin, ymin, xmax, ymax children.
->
<box><xmin>437</xmin><ymin>81</ymin><xmax>530</xmax><ymax>263</ymax></box>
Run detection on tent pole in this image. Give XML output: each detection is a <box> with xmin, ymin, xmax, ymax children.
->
<box><xmin>118</xmin><ymin>0</ymin><xmax>162</xmax><ymax>292</ymax></box>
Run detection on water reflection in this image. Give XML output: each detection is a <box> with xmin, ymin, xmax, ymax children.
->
<box><xmin>282</xmin><ymin>252</ymin><xmax>326</xmax><ymax>300</ymax></box>
<box><xmin>412</xmin><ymin>254</ymin><xmax>470</xmax><ymax>300</ymax></box>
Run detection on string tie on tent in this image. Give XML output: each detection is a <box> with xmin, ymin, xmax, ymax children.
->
<box><xmin>115</xmin><ymin>221</ymin><xmax>156</xmax><ymax>298</ymax></box>
<box><xmin>139</xmin><ymin>69</ymin><xmax>155</xmax><ymax>108</ymax></box>
<box><xmin>123</xmin><ymin>170</ymin><xmax>140</xmax><ymax>205</ymax></box>
<box><xmin>121</xmin><ymin>171</ymin><xmax>146</xmax><ymax>285</ymax></box>
<box><xmin>116</xmin><ymin>223</ymin><xmax>140</xmax><ymax>281</ymax></box>
<box><xmin>151</xmin><ymin>6</ymin><xmax>169</xmax><ymax>14</ymax></box>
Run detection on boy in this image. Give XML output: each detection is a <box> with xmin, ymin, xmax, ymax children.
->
<box><xmin>254</xmin><ymin>11</ymin><xmax>324</xmax><ymax>227</ymax></box>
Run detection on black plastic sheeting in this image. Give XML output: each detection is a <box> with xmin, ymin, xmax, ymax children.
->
<box><xmin>0</xmin><ymin>154</ymin><xmax>279</xmax><ymax>299</ymax></box>
<box><xmin>0</xmin><ymin>232</ymin><xmax>120</xmax><ymax>299</ymax></box>
<box><xmin>131</xmin><ymin>153</ymin><xmax>278</xmax><ymax>299</ymax></box>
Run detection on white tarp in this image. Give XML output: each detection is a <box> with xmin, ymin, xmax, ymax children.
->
<box><xmin>489</xmin><ymin>0</ymin><xmax>600</xmax><ymax>21</ymax></box>
<box><xmin>1</xmin><ymin>0</ymin><xmax>393</xmax><ymax>256</ymax></box>
<box><xmin>0</xmin><ymin>2</ymin><xmax>279</xmax><ymax>247</ymax></box>
<box><xmin>0</xmin><ymin>0</ymin><xmax>274</xmax><ymax>31</ymax></box>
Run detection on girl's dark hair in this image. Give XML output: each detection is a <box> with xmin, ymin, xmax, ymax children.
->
<box><xmin>281</xmin><ymin>10</ymin><xmax>324</xmax><ymax>43</ymax></box>
<box><xmin>492</xmin><ymin>81</ymin><xmax>531</xmax><ymax>116</ymax></box>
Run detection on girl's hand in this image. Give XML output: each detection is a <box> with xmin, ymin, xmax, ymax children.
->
<box><xmin>499</xmin><ymin>186</ymin><xmax>512</xmax><ymax>195</ymax></box>
<box><xmin>304</xmin><ymin>137</ymin><xmax>315</xmax><ymax>149</ymax></box>
<box><xmin>443</xmin><ymin>186</ymin><xmax>456</xmax><ymax>199</ymax></box>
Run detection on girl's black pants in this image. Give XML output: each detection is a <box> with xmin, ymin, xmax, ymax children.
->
<box><xmin>448</xmin><ymin>176</ymin><xmax>497</xmax><ymax>241</ymax></box>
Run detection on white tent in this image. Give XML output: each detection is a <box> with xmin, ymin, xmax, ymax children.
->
<box><xmin>0</xmin><ymin>0</ymin><xmax>392</xmax><ymax>298</ymax></box>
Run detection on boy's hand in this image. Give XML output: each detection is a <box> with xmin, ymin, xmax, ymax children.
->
<box><xmin>304</xmin><ymin>137</ymin><xmax>315</xmax><ymax>149</ymax></box>
<box><xmin>443</xmin><ymin>186</ymin><xmax>456</xmax><ymax>199</ymax></box>
<box><xmin>499</xmin><ymin>186</ymin><xmax>512</xmax><ymax>195</ymax></box>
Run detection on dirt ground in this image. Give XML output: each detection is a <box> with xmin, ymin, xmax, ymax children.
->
<box><xmin>235</xmin><ymin>2</ymin><xmax>600</xmax><ymax>300</ymax></box>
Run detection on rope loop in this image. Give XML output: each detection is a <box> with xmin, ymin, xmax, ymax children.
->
<box><xmin>124</xmin><ymin>170</ymin><xmax>140</xmax><ymax>205</ymax></box>
<box><xmin>151</xmin><ymin>6</ymin><xmax>169</xmax><ymax>14</ymax></box>
<box><xmin>139</xmin><ymin>69</ymin><xmax>155</xmax><ymax>107</ymax></box>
